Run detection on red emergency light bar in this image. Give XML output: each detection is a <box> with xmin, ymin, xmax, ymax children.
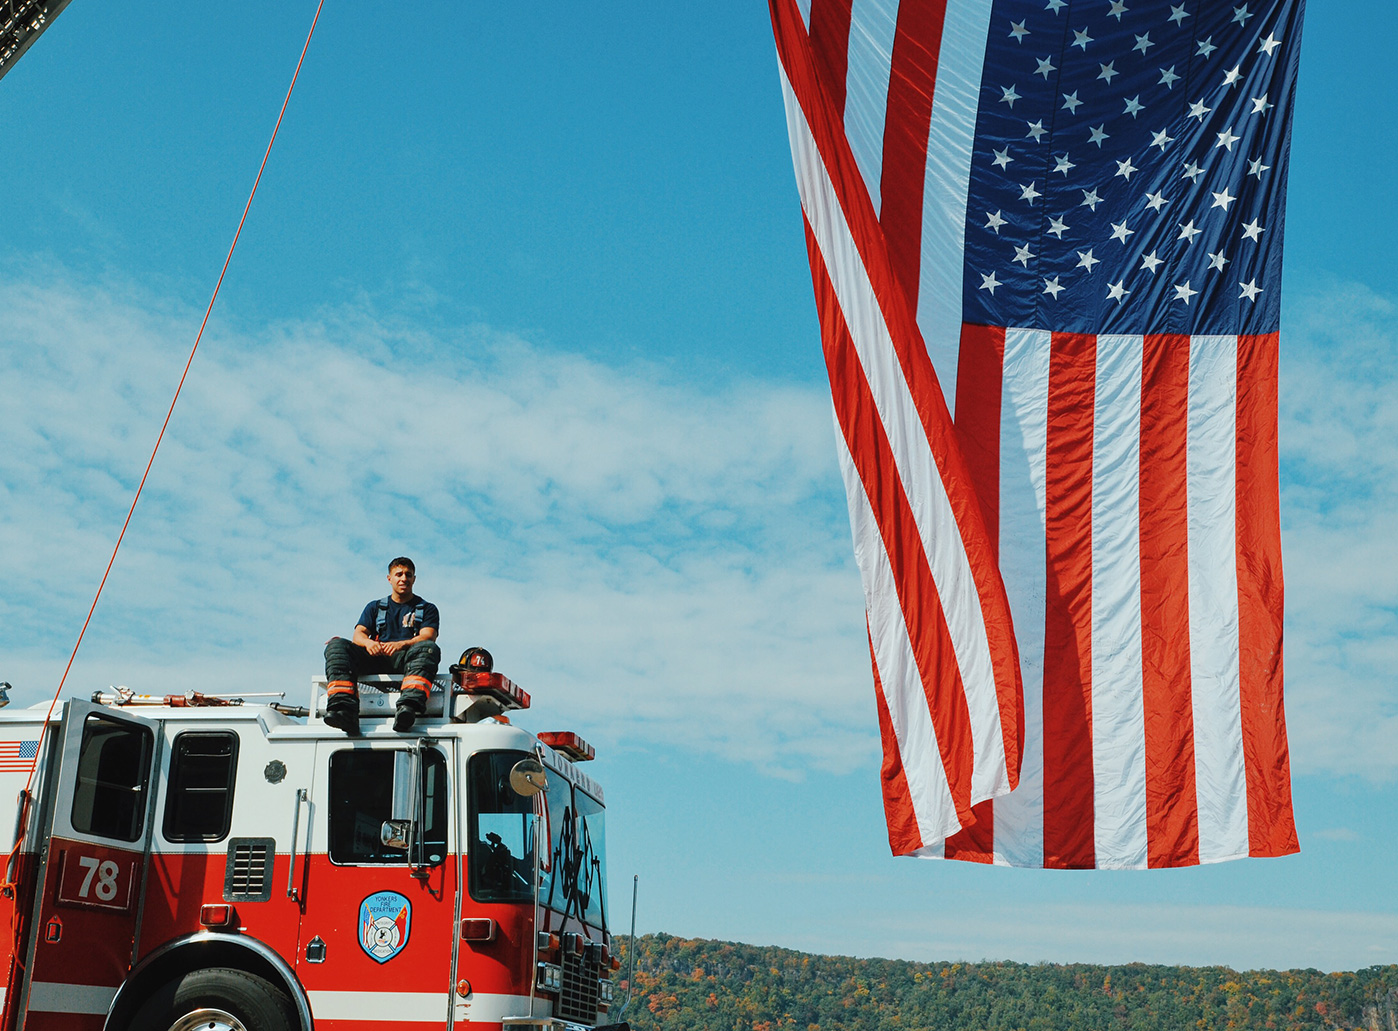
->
<box><xmin>538</xmin><ymin>731</ymin><xmax>595</xmax><ymax>762</ymax></box>
<box><xmin>451</xmin><ymin>670</ymin><xmax>530</xmax><ymax>711</ymax></box>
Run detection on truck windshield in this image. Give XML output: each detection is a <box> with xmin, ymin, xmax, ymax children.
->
<box><xmin>469</xmin><ymin>751</ymin><xmax>608</xmax><ymax>927</ymax></box>
<box><xmin>537</xmin><ymin>771</ymin><xmax>608</xmax><ymax>931</ymax></box>
<box><xmin>574</xmin><ymin>788</ymin><xmax>607</xmax><ymax>929</ymax></box>
<box><xmin>467</xmin><ymin>750</ymin><xmax>540</xmax><ymax>903</ymax></box>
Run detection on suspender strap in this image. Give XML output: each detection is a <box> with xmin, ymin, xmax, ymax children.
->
<box><xmin>375</xmin><ymin>598</ymin><xmax>427</xmax><ymax>639</ymax></box>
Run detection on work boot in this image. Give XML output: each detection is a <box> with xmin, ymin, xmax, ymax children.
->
<box><xmin>324</xmin><ymin>701</ymin><xmax>360</xmax><ymax>736</ymax></box>
<box><xmin>395</xmin><ymin>676</ymin><xmax>432</xmax><ymax>732</ymax></box>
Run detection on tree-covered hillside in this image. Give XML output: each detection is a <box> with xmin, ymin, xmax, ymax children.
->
<box><xmin>613</xmin><ymin>934</ymin><xmax>1398</xmax><ymax>1031</ymax></box>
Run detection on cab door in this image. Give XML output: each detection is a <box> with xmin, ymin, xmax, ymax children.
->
<box><xmin>293</xmin><ymin>737</ymin><xmax>459</xmax><ymax>1028</ymax></box>
<box><xmin>20</xmin><ymin>702</ymin><xmax>160</xmax><ymax>1031</ymax></box>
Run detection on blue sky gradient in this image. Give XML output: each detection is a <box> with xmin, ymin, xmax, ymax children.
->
<box><xmin>2</xmin><ymin>1</ymin><xmax>1395</xmax><ymax>971</ymax></box>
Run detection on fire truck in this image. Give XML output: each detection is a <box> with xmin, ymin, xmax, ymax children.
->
<box><xmin>0</xmin><ymin>663</ymin><xmax>628</xmax><ymax>1031</ymax></box>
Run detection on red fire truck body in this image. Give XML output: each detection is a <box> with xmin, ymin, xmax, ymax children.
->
<box><xmin>0</xmin><ymin>672</ymin><xmax>619</xmax><ymax>1031</ymax></box>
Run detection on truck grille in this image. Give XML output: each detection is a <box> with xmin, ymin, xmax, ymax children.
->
<box><xmin>224</xmin><ymin>837</ymin><xmax>275</xmax><ymax>902</ymax></box>
<box><xmin>556</xmin><ymin>948</ymin><xmax>600</xmax><ymax>1024</ymax></box>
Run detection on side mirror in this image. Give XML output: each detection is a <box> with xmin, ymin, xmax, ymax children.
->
<box><xmin>381</xmin><ymin>751</ymin><xmax>421</xmax><ymax>854</ymax></box>
<box><xmin>380</xmin><ymin>819</ymin><xmax>411</xmax><ymax>851</ymax></box>
<box><xmin>390</xmin><ymin>751</ymin><xmax>419</xmax><ymax>820</ymax></box>
<box><xmin>509</xmin><ymin>757</ymin><xmax>547</xmax><ymax>797</ymax></box>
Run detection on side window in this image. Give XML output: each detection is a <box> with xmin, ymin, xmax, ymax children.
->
<box><xmin>163</xmin><ymin>732</ymin><xmax>239</xmax><ymax>843</ymax></box>
<box><xmin>467</xmin><ymin>750</ymin><xmax>541</xmax><ymax>904</ymax></box>
<box><xmin>71</xmin><ymin>715</ymin><xmax>153</xmax><ymax>842</ymax></box>
<box><xmin>328</xmin><ymin>749</ymin><xmax>448</xmax><ymax>865</ymax></box>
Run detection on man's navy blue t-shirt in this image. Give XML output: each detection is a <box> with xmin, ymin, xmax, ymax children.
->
<box><xmin>357</xmin><ymin>596</ymin><xmax>440</xmax><ymax>643</ymax></box>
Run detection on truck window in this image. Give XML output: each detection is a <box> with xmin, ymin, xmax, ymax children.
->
<box><xmin>70</xmin><ymin>714</ymin><xmax>153</xmax><ymax>842</ymax></box>
<box><xmin>467</xmin><ymin>750</ymin><xmax>541</xmax><ymax>903</ymax></box>
<box><xmin>328</xmin><ymin>748</ymin><xmax>447</xmax><ymax>865</ymax></box>
<box><xmin>163</xmin><ymin>732</ymin><xmax>239</xmax><ymax>843</ymax></box>
<box><xmin>539</xmin><ymin>765</ymin><xmax>572</xmax><ymax>906</ymax></box>
<box><xmin>574</xmin><ymin>788</ymin><xmax>608</xmax><ymax>929</ymax></box>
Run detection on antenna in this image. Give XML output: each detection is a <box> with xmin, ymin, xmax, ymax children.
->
<box><xmin>617</xmin><ymin>874</ymin><xmax>639</xmax><ymax>1020</ymax></box>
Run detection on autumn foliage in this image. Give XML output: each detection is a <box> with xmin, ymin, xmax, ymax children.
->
<box><xmin>614</xmin><ymin>934</ymin><xmax>1398</xmax><ymax>1031</ymax></box>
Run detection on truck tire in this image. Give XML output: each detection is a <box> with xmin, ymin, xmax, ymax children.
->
<box><xmin>129</xmin><ymin>967</ymin><xmax>298</xmax><ymax>1031</ymax></box>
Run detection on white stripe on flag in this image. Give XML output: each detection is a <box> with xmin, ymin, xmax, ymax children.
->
<box><xmin>1187</xmin><ymin>334</ymin><xmax>1249</xmax><ymax>863</ymax></box>
<box><xmin>1090</xmin><ymin>335</ymin><xmax>1148</xmax><ymax>869</ymax></box>
<box><xmin>844</xmin><ymin>0</ymin><xmax>897</xmax><ymax>217</ymax></box>
<box><xmin>836</xmin><ymin>426</ymin><xmax>958</xmax><ymax>843</ymax></box>
<box><xmin>783</xmin><ymin>67</ymin><xmax>1011</xmax><ymax>806</ymax></box>
<box><xmin>992</xmin><ymin>326</ymin><xmax>1052</xmax><ymax>867</ymax></box>
<box><xmin>916</xmin><ymin>0</ymin><xmax>996</xmax><ymax>404</ymax></box>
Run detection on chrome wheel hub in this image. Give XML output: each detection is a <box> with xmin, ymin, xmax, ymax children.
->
<box><xmin>168</xmin><ymin>1008</ymin><xmax>248</xmax><ymax>1031</ymax></box>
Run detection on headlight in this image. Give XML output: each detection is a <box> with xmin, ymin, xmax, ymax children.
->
<box><xmin>536</xmin><ymin>963</ymin><xmax>563</xmax><ymax>993</ymax></box>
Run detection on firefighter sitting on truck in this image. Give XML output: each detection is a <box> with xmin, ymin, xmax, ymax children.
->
<box><xmin>323</xmin><ymin>556</ymin><xmax>441</xmax><ymax>735</ymax></box>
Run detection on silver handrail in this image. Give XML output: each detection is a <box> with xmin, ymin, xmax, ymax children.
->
<box><xmin>287</xmin><ymin>788</ymin><xmax>308</xmax><ymax>901</ymax></box>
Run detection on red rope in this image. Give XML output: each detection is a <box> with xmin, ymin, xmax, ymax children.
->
<box><xmin>18</xmin><ymin>0</ymin><xmax>328</xmax><ymax>800</ymax></box>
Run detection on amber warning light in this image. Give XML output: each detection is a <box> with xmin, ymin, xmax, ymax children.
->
<box><xmin>538</xmin><ymin>731</ymin><xmax>595</xmax><ymax>762</ymax></box>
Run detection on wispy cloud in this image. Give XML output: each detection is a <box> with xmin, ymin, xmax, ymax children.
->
<box><xmin>3</xmin><ymin>266</ymin><xmax>1394</xmax><ymax>786</ymax></box>
<box><xmin>0</xmin><ymin>267</ymin><xmax>873</xmax><ymax>776</ymax></box>
<box><xmin>1279</xmin><ymin>279</ymin><xmax>1398</xmax><ymax>780</ymax></box>
<box><xmin>1308</xmin><ymin>827</ymin><xmax>1361</xmax><ymax>843</ymax></box>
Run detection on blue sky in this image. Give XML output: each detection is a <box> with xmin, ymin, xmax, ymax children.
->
<box><xmin>2</xmin><ymin>1</ymin><xmax>1396</xmax><ymax>972</ymax></box>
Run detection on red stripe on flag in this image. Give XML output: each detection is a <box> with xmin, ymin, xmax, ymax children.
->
<box><xmin>1042</xmin><ymin>332</ymin><xmax>1096</xmax><ymax>869</ymax></box>
<box><xmin>944</xmin><ymin>322</ymin><xmax>1007</xmax><ymax>863</ymax></box>
<box><xmin>869</xmin><ymin>624</ymin><xmax>924</xmax><ymax>854</ymax></box>
<box><xmin>807</xmin><ymin>0</ymin><xmax>854</xmax><ymax>116</ymax></box>
<box><xmin>1139</xmin><ymin>333</ymin><xmax>1200</xmax><ymax>868</ymax></box>
<box><xmin>944</xmin><ymin>799</ymin><xmax>995</xmax><ymax>864</ymax></box>
<box><xmin>878</xmin><ymin>1</ymin><xmax>949</xmax><ymax>308</ymax></box>
<box><xmin>774</xmin><ymin>0</ymin><xmax>1023</xmax><ymax>795</ymax></box>
<box><xmin>804</xmin><ymin>217</ymin><xmax>978</xmax><ymax>824</ymax></box>
<box><xmin>1235</xmin><ymin>332</ymin><xmax>1298</xmax><ymax>857</ymax></box>
<box><xmin>954</xmin><ymin>324</ymin><xmax>1006</xmax><ymax>545</ymax></box>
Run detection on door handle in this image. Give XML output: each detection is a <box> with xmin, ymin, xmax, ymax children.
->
<box><xmin>287</xmin><ymin>788</ymin><xmax>308</xmax><ymax>902</ymax></box>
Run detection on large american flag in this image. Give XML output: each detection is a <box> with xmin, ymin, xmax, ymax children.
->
<box><xmin>772</xmin><ymin>0</ymin><xmax>1301</xmax><ymax>868</ymax></box>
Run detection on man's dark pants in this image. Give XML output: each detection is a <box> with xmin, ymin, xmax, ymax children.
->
<box><xmin>323</xmin><ymin>638</ymin><xmax>442</xmax><ymax>715</ymax></box>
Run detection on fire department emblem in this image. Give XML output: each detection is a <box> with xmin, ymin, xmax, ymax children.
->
<box><xmin>358</xmin><ymin>891</ymin><xmax>411</xmax><ymax>963</ymax></box>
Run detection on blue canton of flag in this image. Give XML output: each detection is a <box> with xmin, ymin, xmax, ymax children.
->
<box><xmin>964</xmin><ymin>0</ymin><xmax>1304</xmax><ymax>335</ymax></box>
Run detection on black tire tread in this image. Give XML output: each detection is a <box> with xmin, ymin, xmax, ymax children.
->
<box><xmin>130</xmin><ymin>966</ymin><xmax>297</xmax><ymax>1031</ymax></box>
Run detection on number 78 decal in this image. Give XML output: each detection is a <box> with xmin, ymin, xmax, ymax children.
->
<box><xmin>57</xmin><ymin>846</ymin><xmax>136</xmax><ymax>912</ymax></box>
